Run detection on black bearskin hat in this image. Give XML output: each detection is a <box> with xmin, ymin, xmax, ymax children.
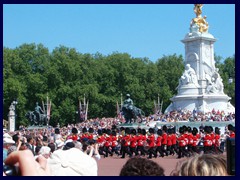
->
<box><xmin>82</xmin><ymin>127</ymin><xmax>87</xmax><ymax>133</ymax></box>
<box><xmin>148</xmin><ymin>128</ymin><xmax>154</xmax><ymax>134</ymax></box>
<box><xmin>204</xmin><ymin>126</ymin><xmax>211</xmax><ymax>134</ymax></box>
<box><xmin>179</xmin><ymin>127</ymin><xmax>184</xmax><ymax>134</ymax></box>
<box><xmin>141</xmin><ymin>129</ymin><xmax>146</xmax><ymax>135</ymax></box>
<box><xmin>192</xmin><ymin>127</ymin><xmax>198</xmax><ymax>133</ymax></box>
<box><xmin>157</xmin><ymin>129</ymin><xmax>163</xmax><ymax>136</ymax></box>
<box><xmin>102</xmin><ymin>128</ymin><xmax>107</xmax><ymax>134</ymax></box>
<box><xmin>112</xmin><ymin>125</ymin><xmax>117</xmax><ymax>130</ymax></box>
<box><xmin>228</xmin><ymin>124</ymin><xmax>234</xmax><ymax>131</ymax></box>
<box><xmin>215</xmin><ymin>127</ymin><xmax>220</xmax><ymax>135</ymax></box>
<box><xmin>125</xmin><ymin>128</ymin><xmax>131</xmax><ymax>135</ymax></box>
<box><xmin>111</xmin><ymin>130</ymin><xmax>117</xmax><ymax>136</ymax></box>
<box><xmin>106</xmin><ymin>129</ymin><xmax>112</xmax><ymax>135</ymax></box>
<box><xmin>72</xmin><ymin>127</ymin><xmax>78</xmax><ymax>134</ymax></box>
<box><xmin>97</xmin><ymin>129</ymin><xmax>103</xmax><ymax>135</ymax></box>
<box><xmin>88</xmin><ymin>127</ymin><xmax>94</xmax><ymax>133</ymax></box>
<box><xmin>187</xmin><ymin>126</ymin><xmax>192</xmax><ymax>133</ymax></box>
<box><xmin>137</xmin><ymin>128</ymin><xmax>142</xmax><ymax>134</ymax></box>
<box><xmin>131</xmin><ymin>129</ymin><xmax>137</xmax><ymax>135</ymax></box>
<box><xmin>162</xmin><ymin>125</ymin><xmax>167</xmax><ymax>132</ymax></box>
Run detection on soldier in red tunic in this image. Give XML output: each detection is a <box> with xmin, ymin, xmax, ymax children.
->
<box><xmin>171</xmin><ymin>128</ymin><xmax>178</xmax><ymax>155</ymax></box>
<box><xmin>167</xmin><ymin>128</ymin><xmax>174</xmax><ymax>156</ymax></box>
<box><xmin>111</xmin><ymin>130</ymin><xmax>120</xmax><ymax>156</ymax></box>
<box><xmin>147</xmin><ymin>128</ymin><xmax>157</xmax><ymax>159</ymax></box>
<box><xmin>67</xmin><ymin>127</ymin><xmax>78</xmax><ymax>141</ymax></box>
<box><xmin>155</xmin><ymin>129</ymin><xmax>164</xmax><ymax>157</ymax></box>
<box><xmin>80</xmin><ymin>127</ymin><xmax>89</xmax><ymax>141</ymax></box>
<box><xmin>214</xmin><ymin>127</ymin><xmax>223</xmax><ymax>154</ymax></box>
<box><xmin>103</xmin><ymin>129</ymin><xmax>113</xmax><ymax>157</ymax></box>
<box><xmin>192</xmin><ymin>127</ymin><xmax>200</xmax><ymax>154</ymax></box>
<box><xmin>228</xmin><ymin>124</ymin><xmax>235</xmax><ymax>138</ymax></box>
<box><xmin>187</xmin><ymin>126</ymin><xmax>194</xmax><ymax>155</ymax></box>
<box><xmin>203</xmin><ymin>126</ymin><xmax>213</xmax><ymax>154</ymax></box>
<box><xmin>96</xmin><ymin>129</ymin><xmax>106</xmax><ymax>157</ymax></box>
<box><xmin>177</xmin><ymin>126</ymin><xmax>189</xmax><ymax>158</ymax></box>
<box><xmin>129</xmin><ymin>129</ymin><xmax>138</xmax><ymax>156</ymax></box>
<box><xmin>87</xmin><ymin>127</ymin><xmax>94</xmax><ymax>140</ymax></box>
<box><xmin>121</xmin><ymin>128</ymin><xmax>132</xmax><ymax>158</ymax></box>
<box><xmin>136</xmin><ymin>128</ymin><xmax>148</xmax><ymax>156</ymax></box>
<box><xmin>161</xmin><ymin>125</ymin><xmax>168</xmax><ymax>156</ymax></box>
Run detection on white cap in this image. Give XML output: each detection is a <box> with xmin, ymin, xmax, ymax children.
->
<box><xmin>39</xmin><ymin>146</ymin><xmax>51</xmax><ymax>155</ymax></box>
<box><xmin>55</xmin><ymin>140</ymin><xmax>64</xmax><ymax>148</ymax></box>
<box><xmin>3</xmin><ymin>137</ymin><xmax>15</xmax><ymax>144</ymax></box>
<box><xmin>3</xmin><ymin>133</ymin><xmax>12</xmax><ymax>139</ymax></box>
<box><xmin>47</xmin><ymin>148</ymin><xmax>98</xmax><ymax>176</ymax></box>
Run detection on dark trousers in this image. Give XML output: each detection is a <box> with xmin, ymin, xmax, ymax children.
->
<box><xmin>148</xmin><ymin>147</ymin><xmax>157</xmax><ymax>158</ymax></box>
<box><xmin>111</xmin><ymin>146</ymin><xmax>120</xmax><ymax>156</ymax></box>
<box><xmin>121</xmin><ymin>146</ymin><xmax>132</xmax><ymax>158</ymax></box>
<box><xmin>137</xmin><ymin>145</ymin><xmax>148</xmax><ymax>156</ymax></box>
<box><xmin>161</xmin><ymin>144</ymin><xmax>168</xmax><ymax>156</ymax></box>
<box><xmin>155</xmin><ymin>146</ymin><xmax>164</xmax><ymax>157</ymax></box>
<box><xmin>130</xmin><ymin>147</ymin><xmax>138</xmax><ymax>156</ymax></box>
<box><xmin>104</xmin><ymin>146</ymin><xmax>113</xmax><ymax>157</ymax></box>
<box><xmin>178</xmin><ymin>146</ymin><xmax>189</xmax><ymax>158</ymax></box>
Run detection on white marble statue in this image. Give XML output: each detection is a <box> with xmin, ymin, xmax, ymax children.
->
<box><xmin>206</xmin><ymin>68</ymin><xmax>224</xmax><ymax>94</ymax></box>
<box><xmin>180</xmin><ymin>64</ymin><xmax>198</xmax><ymax>85</ymax></box>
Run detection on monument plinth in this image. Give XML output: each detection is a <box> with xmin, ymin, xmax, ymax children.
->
<box><xmin>165</xmin><ymin>4</ymin><xmax>235</xmax><ymax>114</ymax></box>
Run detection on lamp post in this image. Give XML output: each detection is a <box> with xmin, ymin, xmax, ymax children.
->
<box><xmin>8</xmin><ymin>99</ymin><xmax>18</xmax><ymax>132</ymax></box>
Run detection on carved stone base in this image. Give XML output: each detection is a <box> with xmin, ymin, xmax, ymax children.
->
<box><xmin>166</xmin><ymin>94</ymin><xmax>234</xmax><ymax>114</ymax></box>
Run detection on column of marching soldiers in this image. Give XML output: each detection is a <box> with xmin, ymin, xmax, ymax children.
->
<box><xmin>77</xmin><ymin>124</ymin><xmax>235</xmax><ymax>159</ymax></box>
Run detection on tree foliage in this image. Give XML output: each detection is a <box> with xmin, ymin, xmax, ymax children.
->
<box><xmin>3</xmin><ymin>44</ymin><xmax>235</xmax><ymax>127</ymax></box>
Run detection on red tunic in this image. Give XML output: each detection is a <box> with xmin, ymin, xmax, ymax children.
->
<box><xmin>122</xmin><ymin>134</ymin><xmax>131</xmax><ymax>146</ymax></box>
<box><xmin>111</xmin><ymin>136</ymin><xmax>118</xmax><ymax>147</ymax></box>
<box><xmin>167</xmin><ymin>134</ymin><xmax>172</xmax><ymax>146</ymax></box>
<box><xmin>188</xmin><ymin>133</ymin><xmax>193</xmax><ymax>145</ymax></box>
<box><xmin>156</xmin><ymin>135</ymin><xmax>162</xmax><ymax>147</ymax></box>
<box><xmin>177</xmin><ymin>134</ymin><xmax>186</xmax><ymax>147</ymax></box>
<box><xmin>171</xmin><ymin>134</ymin><xmax>177</xmax><ymax>145</ymax></box>
<box><xmin>192</xmin><ymin>135</ymin><xmax>199</xmax><ymax>147</ymax></box>
<box><xmin>137</xmin><ymin>134</ymin><xmax>143</xmax><ymax>146</ymax></box>
<box><xmin>130</xmin><ymin>135</ymin><xmax>138</xmax><ymax>148</ymax></box>
<box><xmin>203</xmin><ymin>134</ymin><xmax>212</xmax><ymax>146</ymax></box>
<box><xmin>104</xmin><ymin>135</ymin><xmax>112</xmax><ymax>147</ymax></box>
<box><xmin>162</xmin><ymin>132</ymin><xmax>167</xmax><ymax>145</ymax></box>
<box><xmin>214</xmin><ymin>134</ymin><xmax>220</xmax><ymax>147</ymax></box>
<box><xmin>97</xmin><ymin>135</ymin><xmax>105</xmax><ymax>147</ymax></box>
<box><xmin>148</xmin><ymin>134</ymin><xmax>155</xmax><ymax>147</ymax></box>
<box><xmin>230</xmin><ymin>132</ymin><xmax>235</xmax><ymax>138</ymax></box>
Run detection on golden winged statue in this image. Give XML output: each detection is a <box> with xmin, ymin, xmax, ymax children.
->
<box><xmin>191</xmin><ymin>4</ymin><xmax>209</xmax><ymax>33</ymax></box>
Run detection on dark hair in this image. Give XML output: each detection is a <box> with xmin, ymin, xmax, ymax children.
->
<box><xmin>63</xmin><ymin>142</ymin><xmax>75</xmax><ymax>150</ymax></box>
<box><xmin>35</xmin><ymin>145</ymin><xmax>42</xmax><ymax>155</ymax></box>
<box><xmin>12</xmin><ymin>134</ymin><xmax>19</xmax><ymax>143</ymax></box>
<box><xmin>120</xmin><ymin>157</ymin><xmax>165</xmax><ymax>176</ymax></box>
<box><xmin>48</xmin><ymin>142</ymin><xmax>56</xmax><ymax>153</ymax></box>
<box><xmin>26</xmin><ymin>135</ymin><xmax>33</xmax><ymax>143</ymax></box>
<box><xmin>43</xmin><ymin>136</ymin><xmax>48</xmax><ymax>142</ymax></box>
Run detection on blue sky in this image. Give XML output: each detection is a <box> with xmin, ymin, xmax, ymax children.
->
<box><xmin>3</xmin><ymin>4</ymin><xmax>235</xmax><ymax>62</ymax></box>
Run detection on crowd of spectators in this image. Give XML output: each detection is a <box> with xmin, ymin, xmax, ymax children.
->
<box><xmin>2</xmin><ymin>109</ymin><xmax>235</xmax><ymax>176</ymax></box>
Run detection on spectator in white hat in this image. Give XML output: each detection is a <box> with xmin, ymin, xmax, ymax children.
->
<box><xmin>47</xmin><ymin>147</ymin><xmax>98</xmax><ymax>176</ymax></box>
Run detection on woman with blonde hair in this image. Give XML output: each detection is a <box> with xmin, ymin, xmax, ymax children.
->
<box><xmin>171</xmin><ymin>154</ymin><xmax>228</xmax><ymax>176</ymax></box>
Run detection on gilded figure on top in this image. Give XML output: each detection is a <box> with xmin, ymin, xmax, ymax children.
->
<box><xmin>191</xmin><ymin>4</ymin><xmax>209</xmax><ymax>33</ymax></box>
